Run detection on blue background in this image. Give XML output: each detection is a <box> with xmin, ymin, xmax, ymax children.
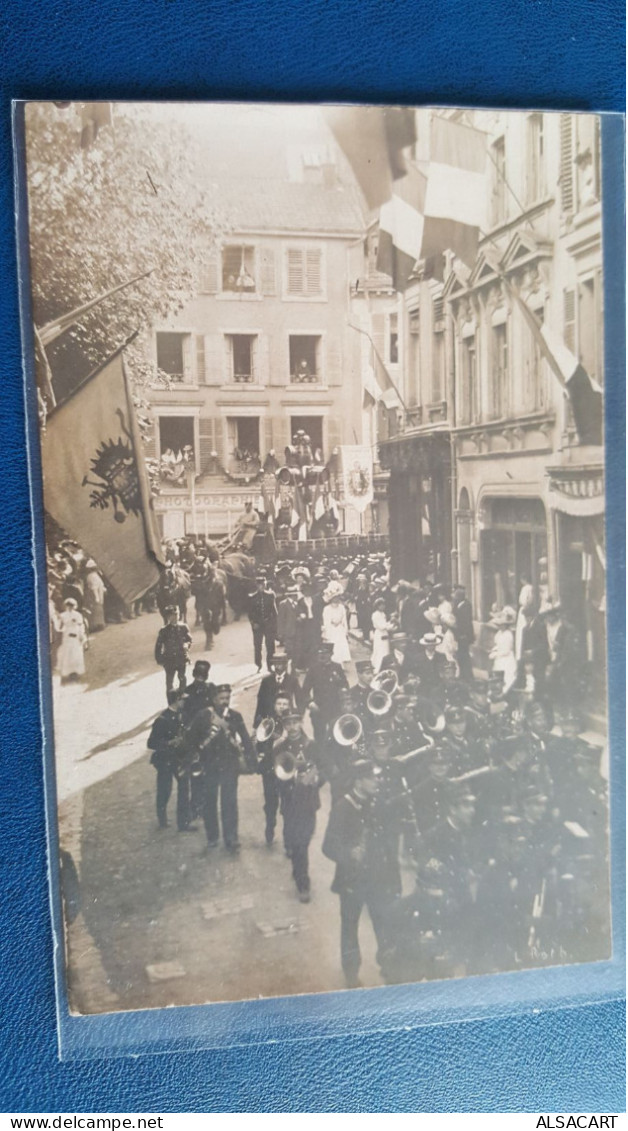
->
<box><xmin>0</xmin><ymin>0</ymin><xmax>624</xmax><ymax>1112</ymax></box>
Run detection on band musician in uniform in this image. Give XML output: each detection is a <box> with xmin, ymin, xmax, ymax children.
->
<box><xmin>187</xmin><ymin>683</ymin><xmax>256</xmax><ymax>853</ymax></box>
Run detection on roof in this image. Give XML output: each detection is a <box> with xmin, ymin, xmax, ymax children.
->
<box><xmin>216</xmin><ymin>178</ymin><xmax>366</xmax><ymax>235</ymax></box>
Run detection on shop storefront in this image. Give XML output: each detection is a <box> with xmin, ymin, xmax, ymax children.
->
<box><xmin>378</xmin><ymin>432</ymin><xmax>452</xmax><ymax>584</ymax></box>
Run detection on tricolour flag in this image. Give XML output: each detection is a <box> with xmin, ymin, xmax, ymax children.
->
<box><xmin>325</xmin><ymin>105</ymin><xmax>416</xmax><ymax>210</ymax></box>
<box><xmin>511</xmin><ymin>290</ymin><xmax>603</xmax><ymax>446</ymax></box>
<box><xmin>40</xmin><ymin>345</ymin><xmax>165</xmax><ymax>605</ymax></box>
<box><xmin>420</xmin><ymin>116</ymin><xmax>487</xmax><ymax>267</ymax></box>
<box><xmin>376</xmin><ymin>162</ymin><xmax>427</xmax><ymax>290</ymax></box>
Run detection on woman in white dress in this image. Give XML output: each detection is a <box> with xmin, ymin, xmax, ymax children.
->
<box><xmin>489</xmin><ymin>606</ymin><xmax>517</xmax><ymax>695</ymax></box>
<box><xmin>56</xmin><ymin>597</ymin><xmax>87</xmax><ymax>682</ymax></box>
<box><xmin>370</xmin><ymin>596</ymin><xmax>392</xmax><ymax>673</ymax></box>
<box><xmin>322</xmin><ymin>594</ymin><xmax>351</xmax><ymax>666</ymax></box>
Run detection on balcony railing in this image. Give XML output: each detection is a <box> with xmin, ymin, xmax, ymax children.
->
<box><xmin>290</xmin><ymin>370</ymin><xmax>320</xmax><ymax>384</ymax></box>
<box><xmin>232</xmin><ymin>372</ymin><xmax>254</xmax><ymax>384</ymax></box>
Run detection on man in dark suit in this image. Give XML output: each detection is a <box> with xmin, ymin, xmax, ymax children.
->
<box><xmin>253</xmin><ymin>649</ymin><xmax>300</xmax><ymax>726</ymax></box>
<box><xmin>147</xmin><ymin>690</ymin><xmax>194</xmax><ymax>831</ymax></box>
<box><xmin>248</xmin><ymin>574</ymin><xmax>278</xmax><ymax>672</ymax></box>
<box><xmin>415</xmin><ymin>632</ymin><xmax>447</xmax><ymax>695</ymax></box>
<box><xmin>277</xmin><ymin>586</ymin><xmax>301</xmax><ymax>664</ymax></box>
<box><xmin>301</xmin><ymin>642</ymin><xmax>349</xmax><ymax>743</ymax></box>
<box><xmin>187</xmin><ymin>683</ymin><xmax>256</xmax><ymax>852</ymax></box>
<box><xmin>452</xmin><ymin>584</ymin><xmax>475</xmax><ymax>683</ymax></box>
<box><xmin>154</xmin><ymin>606</ymin><xmax>192</xmax><ymax>694</ymax></box>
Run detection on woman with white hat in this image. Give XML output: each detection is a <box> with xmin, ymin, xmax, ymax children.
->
<box><xmin>83</xmin><ymin>559</ymin><xmax>106</xmax><ymax>633</ymax></box>
<box><xmin>489</xmin><ymin>606</ymin><xmax>517</xmax><ymax>695</ymax></box>
<box><xmin>370</xmin><ymin>596</ymin><xmax>392</xmax><ymax>673</ymax></box>
<box><xmin>57</xmin><ymin>597</ymin><xmax>87</xmax><ymax>683</ymax></box>
<box><xmin>322</xmin><ymin>593</ymin><xmax>351</xmax><ymax>666</ymax></box>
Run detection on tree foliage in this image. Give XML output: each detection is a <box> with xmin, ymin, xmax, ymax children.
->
<box><xmin>25</xmin><ymin>102</ymin><xmax>228</xmax><ymax>403</ymax></box>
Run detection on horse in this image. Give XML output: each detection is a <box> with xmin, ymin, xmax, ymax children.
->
<box><xmin>156</xmin><ymin>565</ymin><xmax>192</xmax><ymax>623</ymax></box>
<box><xmin>219</xmin><ymin>551</ymin><xmax>256</xmax><ymax>620</ymax></box>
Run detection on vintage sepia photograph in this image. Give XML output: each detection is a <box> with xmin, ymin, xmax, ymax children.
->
<box><xmin>21</xmin><ymin>101</ymin><xmax>611</xmax><ymax>1015</ymax></box>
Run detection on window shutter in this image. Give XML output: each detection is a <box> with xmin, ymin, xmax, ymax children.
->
<box><xmin>195</xmin><ymin>335</ymin><xmax>206</xmax><ymax>384</ymax></box>
<box><xmin>255</xmin><ymin>334</ymin><xmax>269</xmax><ymax>386</ymax></box>
<box><xmin>326</xmin><ymin>416</ymin><xmax>343</xmax><ymax>459</ymax></box>
<box><xmin>273</xmin><ymin>415</ymin><xmax>291</xmax><ymax>458</ymax></box>
<box><xmin>287</xmin><ymin>249</ymin><xmax>304</xmax><ymax>295</ymax></box>
<box><xmin>143</xmin><ymin>420</ymin><xmax>158</xmax><ymax>461</ymax></box>
<box><xmin>326</xmin><ymin>336</ymin><xmax>343</xmax><ymax>386</ymax></box>
<box><xmin>224</xmin><ymin>335</ymin><xmax>233</xmax><ymax>383</ymax></box>
<box><xmin>563</xmin><ymin>288</ymin><xmax>576</xmax><ymax>353</ymax></box>
<box><xmin>264</xmin><ymin>416</ymin><xmax>273</xmax><ymax>457</ymax></box>
<box><xmin>560</xmin><ymin>115</ymin><xmax>574</xmax><ymax>213</ymax></box>
<box><xmin>305</xmin><ymin>249</ymin><xmax>323</xmax><ymax>295</ymax></box>
<box><xmin>182</xmin><ymin>335</ymin><xmax>192</xmax><ymax>383</ymax></box>
<box><xmin>198</xmin><ymin>418</ymin><xmax>216</xmax><ymax>473</ymax></box>
<box><xmin>203</xmin><ymin>333</ymin><xmax>227</xmax><ymax>385</ymax></box>
<box><xmin>198</xmin><ymin>249</ymin><xmax>219</xmax><ymax>294</ymax></box>
<box><xmin>269</xmin><ymin>336</ymin><xmax>289</xmax><ymax>385</ymax></box>
<box><xmin>260</xmin><ymin>248</ymin><xmax>276</xmax><ymax>295</ymax></box>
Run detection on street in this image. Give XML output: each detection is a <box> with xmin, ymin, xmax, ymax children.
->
<box><xmin>56</xmin><ymin>608</ymin><xmax>386</xmax><ymax>1014</ymax></box>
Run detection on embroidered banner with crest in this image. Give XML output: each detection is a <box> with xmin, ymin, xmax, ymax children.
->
<box><xmin>40</xmin><ymin>346</ymin><xmax>164</xmax><ymax>603</ymax></box>
<box><xmin>339</xmin><ymin>445</ymin><xmax>374</xmax><ymax>513</ymax></box>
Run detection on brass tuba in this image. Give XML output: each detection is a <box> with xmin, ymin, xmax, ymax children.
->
<box><xmin>332</xmin><ymin>713</ymin><xmax>363</xmax><ymax>747</ymax></box>
<box><xmin>274</xmin><ymin>749</ymin><xmax>298</xmax><ymax>782</ymax></box>
<box><xmin>255</xmin><ymin>717</ymin><xmax>279</xmax><ymax>743</ymax></box>
<box><xmin>367</xmin><ymin>689</ymin><xmax>393</xmax><ymax>717</ymax></box>
<box><xmin>370</xmin><ymin>669</ymin><xmax>399</xmax><ymax>696</ymax></box>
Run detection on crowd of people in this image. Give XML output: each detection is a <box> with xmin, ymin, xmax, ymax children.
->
<box><xmin>147</xmin><ymin>550</ymin><xmax>610</xmax><ymax>989</ymax></box>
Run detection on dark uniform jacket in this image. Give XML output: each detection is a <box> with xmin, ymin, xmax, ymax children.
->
<box><xmin>254</xmin><ymin>671</ymin><xmax>301</xmax><ymax>727</ymax></box>
<box><xmin>147</xmin><ymin>707</ymin><xmax>185</xmax><ymax>770</ymax></box>
<box><xmin>187</xmin><ymin>706</ymin><xmax>255</xmax><ymax>773</ymax></box>
<box><xmin>154</xmin><ymin>622</ymin><xmax>192</xmax><ymax>666</ymax></box>
<box><xmin>280</xmin><ymin>734</ymin><xmax>321</xmax><ymax>848</ymax></box>
<box><xmin>415</xmin><ymin>650</ymin><xmax>447</xmax><ymax>694</ymax></box>
<box><xmin>248</xmin><ymin>589</ymin><xmax>278</xmax><ymax>630</ymax></box>
<box><xmin>322</xmin><ymin>774</ymin><xmax>409</xmax><ymax>897</ymax></box>
<box><xmin>180</xmin><ymin>680</ymin><xmax>216</xmax><ymax>724</ymax></box>
<box><xmin>301</xmin><ymin>660</ymin><xmax>348</xmax><ymax>719</ymax></box>
<box><xmin>453</xmin><ymin>597</ymin><xmax>475</xmax><ymax>645</ymax></box>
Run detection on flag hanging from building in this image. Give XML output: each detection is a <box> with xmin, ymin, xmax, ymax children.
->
<box><xmin>40</xmin><ymin>345</ymin><xmax>165</xmax><ymax>604</ymax></box>
<box><xmin>420</xmin><ymin>116</ymin><xmax>487</xmax><ymax>266</ymax></box>
<box><xmin>376</xmin><ymin>162</ymin><xmax>427</xmax><ymax>289</ymax></box>
<box><xmin>340</xmin><ymin>445</ymin><xmax>374</xmax><ymax>513</ymax></box>
<box><xmin>325</xmin><ymin>105</ymin><xmax>416</xmax><ymax>210</ymax></box>
<box><xmin>511</xmin><ymin>289</ymin><xmax>604</xmax><ymax>447</ymax></box>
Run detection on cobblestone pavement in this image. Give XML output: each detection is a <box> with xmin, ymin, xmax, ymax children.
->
<box><xmin>55</xmin><ymin>607</ymin><xmax>389</xmax><ymax>1014</ymax></box>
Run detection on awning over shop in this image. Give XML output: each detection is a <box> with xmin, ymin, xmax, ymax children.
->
<box><xmin>547</xmin><ymin>465</ymin><xmax>605</xmax><ymax>517</ymax></box>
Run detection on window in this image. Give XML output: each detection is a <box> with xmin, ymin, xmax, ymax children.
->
<box><xmin>523</xmin><ymin>302</ymin><xmax>545</xmax><ymax>411</ymax></box>
<box><xmin>460</xmin><ymin>333</ymin><xmax>477</xmax><ymax>424</ymax></box>
<box><xmin>285</xmin><ymin>247</ymin><xmax>324</xmax><ymax>297</ymax></box>
<box><xmin>560</xmin><ymin>114</ymin><xmax>575</xmax><ymax>213</ymax></box>
<box><xmin>490</xmin><ymin>322</ymin><xmax>508</xmax><ymax>419</ymax></box>
<box><xmin>226</xmin><ymin>334</ymin><xmax>256</xmax><ymax>383</ymax></box>
<box><xmin>575</xmin><ymin>116</ymin><xmax>601</xmax><ymax>209</ymax></box>
<box><xmin>480</xmin><ymin>498</ymin><xmax>547</xmax><ymax>619</ymax></box>
<box><xmin>290</xmin><ymin>416</ymin><xmax>323</xmax><ymax>455</ymax></box>
<box><xmin>388</xmin><ymin>313</ymin><xmax>399</xmax><ymax>364</ymax></box>
<box><xmin>432</xmin><ymin>328</ymin><xmax>445</xmax><ymax>403</ymax></box>
<box><xmin>578</xmin><ymin>276</ymin><xmax>603</xmax><ymax>385</ymax></box>
<box><xmin>222</xmin><ymin>245</ymin><xmax>256</xmax><ymax>293</ymax></box>
<box><xmin>226</xmin><ymin>417</ymin><xmax>261</xmax><ymax>474</ymax></box>
<box><xmin>563</xmin><ymin>288</ymin><xmax>576</xmax><ymax>353</ymax></box>
<box><xmin>158</xmin><ymin>416</ymin><xmax>196</xmax><ymax>479</ymax></box>
<box><xmin>431</xmin><ymin>295</ymin><xmax>446</xmax><ymax>403</ymax></box>
<box><xmin>527</xmin><ymin>113</ymin><xmax>545</xmax><ymax>203</ymax></box>
<box><xmin>491</xmin><ymin>138</ymin><xmax>507</xmax><ymax>226</ymax></box>
<box><xmin>289</xmin><ymin>335</ymin><xmax>321</xmax><ymax>383</ymax></box>
<box><xmin>156</xmin><ymin>332</ymin><xmax>192</xmax><ymax>383</ymax></box>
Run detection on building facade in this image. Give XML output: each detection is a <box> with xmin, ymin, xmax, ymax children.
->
<box><xmin>379</xmin><ymin>109</ymin><xmax>606</xmax><ymax>703</ymax></box>
<box><xmin>144</xmin><ymin>158</ymin><xmax>366</xmax><ymax>540</ymax></box>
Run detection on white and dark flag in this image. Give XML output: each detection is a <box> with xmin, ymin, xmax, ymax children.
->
<box><xmin>420</xmin><ymin>115</ymin><xmax>487</xmax><ymax>267</ymax></box>
<box><xmin>40</xmin><ymin>346</ymin><xmax>164</xmax><ymax>604</ymax></box>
